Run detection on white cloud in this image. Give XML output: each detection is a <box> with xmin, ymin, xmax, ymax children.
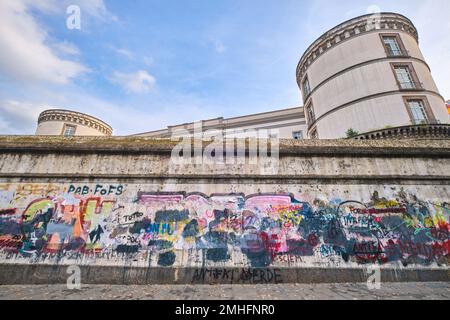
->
<box><xmin>74</xmin><ymin>0</ymin><xmax>117</xmax><ymax>22</ymax></box>
<box><xmin>0</xmin><ymin>82</ymin><xmax>225</xmax><ymax>135</ymax></box>
<box><xmin>31</xmin><ymin>0</ymin><xmax>116</xmax><ymax>21</ymax></box>
<box><xmin>109</xmin><ymin>70</ymin><xmax>156</xmax><ymax>94</ymax></box>
<box><xmin>24</xmin><ymin>0</ymin><xmax>59</xmax><ymax>13</ymax></box>
<box><xmin>0</xmin><ymin>100</ymin><xmax>50</xmax><ymax>134</ymax></box>
<box><xmin>69</xmin><ymin>91</ymin><xmax>223</xmax><ymax>136</ymax></box>
<box><xmin>53</xmin><ymin>41</ymin><xmax>81</xmax><ymax>56</ymax></box>
<box><xmin>114</xmin><ymin>48</ymin><xmax>135</xmax><ymax>60</ymax></box>
<box><xmin>0</xmin><ymin>0</ymin><xmax>89</xmax><ymax>85</ymax></box>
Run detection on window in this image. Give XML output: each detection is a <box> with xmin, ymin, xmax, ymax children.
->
<box><xmin>407</xmin><ymin>100</ymin><xmax>428</xmax><ymax>124</ymax></box>
<box><xmin>394</xmin><ymin>66</ymin><xmax>415</xmax><ymax>89</ymax></box>
<box><xmin>381</xmin><ymin>34</ymin><xmax>406</xmax><ymax>57</ymax></box>
<box><xmin>63</xmin><ymin>124</ymin><xmax>76</xmax><ymax>137</ymax></box>
<box><xmin>404</xmin><ymin>97</ymin><xmax>437</xmax><ymax>125</ymax></box>
<box><xmin>292</xmin><ymin>131</ymin><xmax>303</xmax><ymax>140</ymax></box>
<box><xmin>392</xmin><ymin>63</ymin><xmax>421</xmax><ymax>90</ymax></box>
<box><xmin>303</xmin><ymin>77</ymin><xmax>311</xmax><ymax>99</ymax></box>
<box><xmin>310</xmin><ymin>128</ymin><xmax>318</xmax><ymax>139</ymax></box>
<box><xmin>306</xmin><ymin>102</ymin><xmax>315</xmax><ymax>124</ymax></box>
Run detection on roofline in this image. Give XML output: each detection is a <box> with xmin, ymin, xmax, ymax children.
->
<box><xmin>131</xmin><ymin>106</ymin><xmax>304</xmax><ymax>136</ymax></box>
<box><xmin>296</xmin><ymin>12</ymin><xmax>418</xmax><ymax>79</ymax></box>
<box><xmin>38</xmin><ymin>109</ymin><xmax>113</xmax><ymax>132</ymax></box>
<box><xmin>223</xmin><ymin>106</ymin><xmax>303</xmax><ymax>121</ymax></box>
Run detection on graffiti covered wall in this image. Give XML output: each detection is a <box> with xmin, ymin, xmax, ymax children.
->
<box><xmin>0</xmin><ymin>182</ymin><xmax>448</xmax><ymax>269</ymax></box>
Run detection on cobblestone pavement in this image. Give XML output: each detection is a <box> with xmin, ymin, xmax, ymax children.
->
<box><xmin>0</xmin><ymin>282</ymin><xmax>449</xmax><ymax>300</ymax></box>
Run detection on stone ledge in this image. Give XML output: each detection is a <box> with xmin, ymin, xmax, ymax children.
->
<box><xmin>1</xmin><ymin>136</ymin><xmax>450</xmax><ymax>157</ymax></box>
<box><xmin>1</xmin><ymin>173</ymin><xmax>449</xmax><ymax>182</ymax></box>
<box><xmin>0</xmin><ymin>264</ymin><xmax>448</xmax><ymax>285</ymax></box>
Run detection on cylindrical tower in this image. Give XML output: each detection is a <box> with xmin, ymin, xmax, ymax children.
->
<box><xmin>296</xmin><ymin>12</ymin><xmax>449</xmax><ymax>139</ymax></box>
<box><xmin>36</xmin><ymin>109</ymin><xmax>113</xmax><ymax>136</ymax></box>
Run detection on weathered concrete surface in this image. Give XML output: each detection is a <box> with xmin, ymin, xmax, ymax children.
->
<box><xmin>0</xmin><ymin>136</ymin><xmax>448</xmax><ymax>284</ymax></box>
<box><xmin>1</xmin><ymin>282</ymin><xmax>449</xmax><ymax>300</ymax></box>
<box><xmin>1</xmin><ymin>137</ymin><xmax>450</xmax><ymax>178</ymax></box>
<box><xmin>0</xmin><ymin>265</ymin><xmax>448</xmax><ymax>285</ymax></box>
<box><xmin>1</xmin><ymin>135</ymin><xmax>450</xmax><ymax>154</ymax></box>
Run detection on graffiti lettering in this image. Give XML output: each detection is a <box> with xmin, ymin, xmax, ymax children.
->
<box><xmin>0</xmin><ymin>184</ymin><xmax>448</xmax><ymax>269</ymax></box>
<box><xmin>67</xmin><ymin>184</ymin><xmax>124</xmax><ymax>196</ymax></box>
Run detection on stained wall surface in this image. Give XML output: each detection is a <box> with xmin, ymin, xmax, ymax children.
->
<box><xmin>0</xmin><ymin>137</ymin><xmax>448</xmax><ymax>279</ymax></box>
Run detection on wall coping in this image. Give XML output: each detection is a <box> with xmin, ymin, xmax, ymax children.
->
<box><xmin>0</xmin><ymin>136</ymin><xmax>449</xmax><ymax>157</ymax></box>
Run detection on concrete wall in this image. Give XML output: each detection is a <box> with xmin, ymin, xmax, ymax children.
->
<box><xmin>0</xmin><ymin>136</ymin><xmax>448</xmax><ymax>284</ymax></box>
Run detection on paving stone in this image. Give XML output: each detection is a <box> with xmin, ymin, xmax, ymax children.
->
<box><xmin>0</xmin><ymin>282</ymin><xmax>449</xmax><ymax>300</ymax></box>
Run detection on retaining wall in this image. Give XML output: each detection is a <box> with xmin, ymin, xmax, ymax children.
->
<box><xmin>0</xmin><ymin>136</ymin><xmax>448</xmax><ymax>284</ymax></box>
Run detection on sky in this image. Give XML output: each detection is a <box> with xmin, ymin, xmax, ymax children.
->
<box><xmin>0</xmin><ymin>0</ymin><xmax>449</xmax><ymax>136</ymax></box>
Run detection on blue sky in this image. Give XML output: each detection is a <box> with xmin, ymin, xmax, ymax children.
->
<box><xmin>0</xmin><ymin>0</ymin><xmax>449</xmax><ymax>135</ymax></box>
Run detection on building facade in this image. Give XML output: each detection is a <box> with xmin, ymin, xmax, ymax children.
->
<box><xmin>32</xmin><ymin>13</ymin><xmax>449</xmax><ymax>141</ymax></box>
<box><xmin>297</xmin><ymin>12</ymin><xmax>449</xmax><ymax>139</ymax></box>
<box><xmin>133</xmin><ymin>106</ymin><xmax>307</xmax><ymax>140</ymax></box>
<box><xmin>36</xmin><ymin>109</ymin><xmax>113</xmax><ymax>137</ymax></box>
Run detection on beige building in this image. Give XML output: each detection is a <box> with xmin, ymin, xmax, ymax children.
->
<box><xmin>133</xmin><ymin>106</ymin><xmax>307</xmax><ymax>140</ymax></box>
<box><xmin>297</xmin><ymin>12</ymin><xmax>449</xmax><ymax>139</ymax></box>
<box><xmin>35</xmin><ymin>109</ymin><xmax>113</xmax><ymax>137</ymax></box>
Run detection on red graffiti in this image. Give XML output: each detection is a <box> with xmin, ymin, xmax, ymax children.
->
<box><xmin>260</xmin><ymin>232</ymin><xmax>281</xmax><ymax>259</ymax></box>
<box><xmin>353</xmin><ymin>241</ymin><xmax>382</xmax><ymax>263</ymax></box>
<box><xmin>0</xmin><ymin>235</ymin><xmax>23</xmax><ymax>252</ymax></box>
<box><xmin>307</xmin><ymin>233</ymin><xmax>319</xmax><ymax>247</ymax></box>
<box><xmin>0</xmin><ymin>208</ymin><xmax>17</xmax><ymax>216</ymax></box>
<box><xmin>432</xmin><ymin>240</ymin><xmax>450</xmax><ymax>258</ymax></box>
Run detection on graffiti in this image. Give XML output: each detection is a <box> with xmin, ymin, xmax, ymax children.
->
<box><xmin>122</xmin><ymin>211</ymin><xmax>144</xmax><ymax>223</ymax></box>
<box><xmin>67</xmin><ymin>184</ymin><xmax>124</xmax><ymax>196</ymax></box>
<box><xmin>0</xmin><ymin>209</ymin><xmax>16</xmax><ymax>216</ymax></box>
<box><xmin>158</xmin><ymin>251</ymin><xmax>176</xmax><ymax>266</ymax></box>
<box><xmin>192</xmin><ymin>268</ymin><xmax>283</xmax><ymax>284</ymax></box>
<box><xmin>0</xmin><ymin>184</ymin><xmax>448</xmax><ymax>268</ymax></box>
